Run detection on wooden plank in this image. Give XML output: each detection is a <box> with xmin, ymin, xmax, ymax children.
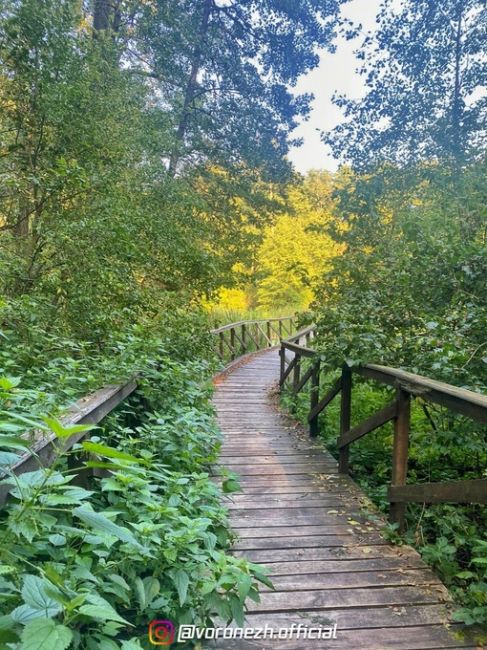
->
<box><xmin>389</xmin><ymin>478</ymin><xmax>487</xmax><ymax>504</ymax></box>
<box><xmin>234</xmin><ymin>544</ymin><xmax>417</xmax><ymax>562</ymax></box>
<box><xmin>234</xmin><ymin>484</ymin><xmax>360</xmax><ymax>495</ymax></box>
<box><xmin>227</xmin><ymin>464</ymin><xmax>338</xmax><ymax>476</ymax></box>
<box><xmin>251</xmin><ymin>556</ymin><xmax>426</xmax><ymax>575</ymax></box>
<box><xmin>232</xmin><ymin>525</ymin><xmax>356</xmax><ymax>538</ymax></box>
<box><xmin>390</xmin><ymin>387</ymin><xmax>411</xmax><ymax>528</ymax></box>
<box><xmin>233</xmin><ymin>534</ymin><xmax>387</xmax><ymax>550</ymax></box>
<box><xmin>221</xmin><ymin>456</ymin><xmax>336</xmax><ymax>466</ymax></box>
<box><xmin>284</xmin><ymin>324</ymin><xmax>315</xmax><ymax>343</ymax></box>
<box><xmin>235</xmin><ymin>476</ymin><xmax>340</xmax><ymax>487</ymax></box>
<box><xmin>293</xmin><ymin>363</ymin><xmax>314</xmax><ymax>394</ymax></box>
<box><xmin>247</xmin><ymin>585</ymin><xmax>447</xmax><ymax>612</ymax></box>
<box><xmin>309</xmin><ymin>361</ymin><xmax>320</xmax><ymax>436</ymax></box>
<box><xmin>226</xmin><ymin>497</ymin><xmax>347</xmax><ymax>509</ymax></box>
<box><xmin>337</xmin><ymin>401</ymin><xmax>397</xmax><ymax>448</ymax></box>
<box><xmin>261</xmin><ymin>569</ymin><xmax>441</xmax><ymax>591</ymax></box>
<box><xmin>211</xmin><ymin>317</ymin><xmax>294</xmax><ymax>335</ymax></box>
<box><xmin>230</xmin><ymin>507</ymin><xmax>363</xmax><ymax>522</ymax></box>
<box><xmin>236</xmin><ymin>604</ymin><xmax>454</xmax><ymax>630</ymax></box>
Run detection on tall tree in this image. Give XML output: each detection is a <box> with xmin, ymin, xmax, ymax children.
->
<box><xmin>326</xmin><ymin>0</ymin><xmax>487</xmax><ymax>171</ymax></box>
<box><xmin>132</xmin><ymin>0</ymin><xmax>344</xmax><ymax>178</ymax></box>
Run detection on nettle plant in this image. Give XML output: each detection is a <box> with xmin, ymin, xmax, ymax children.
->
<box><xmin>0</xmin><ymin>371</ymin><xmax>271</xmax><ymax>649</ymax></box>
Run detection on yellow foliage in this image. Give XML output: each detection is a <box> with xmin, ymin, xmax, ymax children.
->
<box><xmin>256</xmin><ymin>171</ymin><xmax>344</xmax><ymax>311</ymax></box>
<box><xmin>208</xmin><ymin>171</ymin><xmax>345</xmax><ymax>315</ymax></box>
<box><xmin>208</xmin><ymin>287</ymin><xmax>250</xmax><ymax>313</ymax></box>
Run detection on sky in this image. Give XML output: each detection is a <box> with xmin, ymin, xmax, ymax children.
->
<box><xmin>288</xmin><ymin>0</ymin><xmax>382</xmax><ymax>173</ymax></box>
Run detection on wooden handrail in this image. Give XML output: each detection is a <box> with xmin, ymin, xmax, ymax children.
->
<box><xmin>211</xmin><ymin>316</ymin><xmax>296</xmax><ymax>364</ymax></box>
<box><xmin>0</xmin><ymin>379</ymin><xmax>137</xmax><ymax>505</ymax></box>
<box><xmin>279</xmin><ymin>326</ymin><xmax>487</xmax><ymax>530</ymax></box>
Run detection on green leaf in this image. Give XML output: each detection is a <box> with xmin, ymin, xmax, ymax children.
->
<box><xmin>253</xmin><ymin>572</ymin><xmax>273</xmax><ymax>590</ymax></box>
<box><xmin>79</xmin><ymin>593</ymin><xmax>132</xmax><ymax>626</ymax></box>
<box><xmin>237</xmin><ymin>573</ymin><xmax>252</xmax><ymax>601</ymax></box>
<box><xmin>62</xmin><ymin>486</ymin><xmax>94</xmax><ymax>500</ymax></box>
<box><xmin>0</xmin><ymin>377</ymin><xmax>21</xmax><ymax>390</ymax></box>
<box><xmin>0</xmin><ymin>411</ymin><xmax>43</xmax><ymax>429</ymax></box>
<box><xmin>0</xmin><ymin>564</ymin><xmax>16</xmax><ymax>575</ymax></box>
<box><xmin>82</xmin><ymin>442</ymin><xmax>141</xmax><ymax>464</ymax></box>
<box><xmin>20</xmin><ymin>575</ymin><xmax>62</xmax><ymax>618</ymax></box>
<box><xmin>229</xmin><ymin>594</ymin><xmax>245</xmax><ymax>626</ymax></box>
<box><xmin>43</xmin><ymin>417</ymin><xmax>93</xmax><ymax>439</ymax></box>
<box><xmin>143</xmin><ymin>577</ymin><xmax>160</xmax><ymax>606</ymax></box>
<box><xmin>21</xmin><ymin>619</ymin><xmax>73</xmax><ymax>650</ymax></box>
<box><xmin>11</xmin><ymin>605</ymin><xmax>46</xmax><ymax>624</ymax></box>
<box><xmin>222</xmin><ymin>478</ymin><xmax>240</xmax><ymax>494</ymax></box>
<box><xmin>0</xmin><ymin>450</ymin><xmax>21</xmax><ymax>465</ymax></box>
<box><xmin>100</xmin><ymin>478</ymin><xmax>124</xmax><ymax>492</ymax></box>
<box><xmin>73</xmin><ymin>505</ymin><xmax>146</xmax><ymax>551</ymax></box>
<box><xmin>0</xmin><ymin>435</ymin><xmax>30</xmax><ymax>451</ymax></box>
<box><xmin>171</xmin><ymin>569</ymin><xmax>189</xmax><ymax>606</ymax></box>
<box><xmin>121</xmin><ymin>641</ymin><xmax>144</xmax><ymax>650</ymax></box>
<box><xmin>133</xmin><ymin>577</ymin><xmax>146</xmax><ymax>610</ymax></box>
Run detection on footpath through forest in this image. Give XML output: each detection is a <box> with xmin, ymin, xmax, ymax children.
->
<box><xmin>212</xmin><ymin>349</ymin><xmax>475</xmax><ymax>649</ymax></box>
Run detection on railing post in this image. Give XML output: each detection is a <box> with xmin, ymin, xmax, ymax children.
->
<box><xmin>266</xmin><ymin>321</ymin><xmax>272</xmax><ymax>346</ymax></box>
<box><xmin>230</xmin><ymin>327</ymin><xmax>236</xmax><ymax>360</ymax></box>
<box><xmin>279</xmin><ymin>319</ymin><xmax>283</xmax><ymax>339</ymax></box>
<box><xmin>292</xmin><ymin>353</ymin><xmax>301</xmax><ymax>404</ymax></box>
<box><xmin>241</xmin><ymin>323</ymin><xmax>247</xmax><ymax>354</ymax></box>
<box><xmin>339</xmin><ymin>365</ymin><xmax>352</xmax><ymax>474</ymax></box>
<box><xmin>390</xmin><ymin>386</ymin><xmax>410</xmax><ymax>531</ymax></box>
<box><xmin>309</xmin><ymin>361</ymin><xmax>320</xmax><ymax>437</ymax></box>
<box><xmin>279</xmin><ymin>345</ymin><xmax>286</xmax><ymax>386</ymax></box>
<box><xmin>255</xmin><ymin>323</ymin><xmax>261</xmax><ymax>350</ymax></box>
<box><xmin>219</xmin><ymin>332</ymin><xmax>224</xmax><ymax>360</ymax></box>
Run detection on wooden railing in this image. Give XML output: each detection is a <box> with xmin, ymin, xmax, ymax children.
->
<box><xmin>279</xmin><ymin>326</ymin><xmax>487</xmax><ymax>529</ymax></box>
<box><xmin>1</xmin><ymin>317</ymin><xmax>296</xmax><ymax>505</ymax></box>
<box><xmin>211</xmin><ymin>316</ymin><xmax>296</xmax><ymax>364</ymax></box>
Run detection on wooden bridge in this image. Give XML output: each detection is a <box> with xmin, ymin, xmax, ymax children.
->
<box><xmin>212</xmin><ymin>318</ymin><xmax>486</xmax><ymax>649</ymax></box>
<box><xmin>1</xmin><ymin>317</ymin><xmax>484</xmax><ymax>648</ymax></box>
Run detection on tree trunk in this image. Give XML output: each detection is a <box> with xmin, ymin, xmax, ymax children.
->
<box><xmin>94</xmin><ymin>0</ymin><xmax>111</xmax><ymax>31</ymax></box>
<box><xmin>93</xmin><ymin>0</ymin><xmax>121</xmax><ymax>33</ymax></box>
<box><xmin>168</xmin><ymin>0</ymin><xmax>213</xmax><ymax>176</ymax></box>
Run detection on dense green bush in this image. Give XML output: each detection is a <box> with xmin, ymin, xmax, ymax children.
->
<box><xmin>0</xmin><ymin>353</ymin><xmax>271</xmax><ymax>649</ymax></box>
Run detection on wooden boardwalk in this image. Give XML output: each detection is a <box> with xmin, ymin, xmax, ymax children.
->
<box><xmin>213</xmin><ymin>349</ymin><xmax>474</xmax><ymax>650</ymax></box>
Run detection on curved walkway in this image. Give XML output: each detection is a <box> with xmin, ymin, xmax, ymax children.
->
<box><xmin>213</xmin><ymin>349</ymin><xmax>474</xmax><ymax>649</ymax></box>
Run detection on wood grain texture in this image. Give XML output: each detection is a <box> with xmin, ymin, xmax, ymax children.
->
<box><xmin>213</xmin><ymin>349</ymin><xmax>475</xmax><ymax>649</ymax></box>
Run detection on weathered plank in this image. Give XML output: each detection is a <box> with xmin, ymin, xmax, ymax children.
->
<box><xmin>337</xmin><ymin>401</ymin><xmax>397</xmax><ymax>448</ymax></box>
<box><xmin>213</xmin><ymin>349</ymin><xmax>469</xmax><ymax>649</ymax></box>
<box><xmin>389</xmin><ymin>478</ymin><xmax>487</xmax><ymax>504</ymax></box>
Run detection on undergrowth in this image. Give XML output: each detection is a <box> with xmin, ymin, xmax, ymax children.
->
<box><xmin>0</xmin><ymin>343</ymin><xmax>271</xmax><ymax>649</ymax></box>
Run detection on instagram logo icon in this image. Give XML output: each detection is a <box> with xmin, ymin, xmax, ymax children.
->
<box><xmin>148</xmin><ymin>620</ymin><xmax>175</xmax><ymax>646</ymax></box>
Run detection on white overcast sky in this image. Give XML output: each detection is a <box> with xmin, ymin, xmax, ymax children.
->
<box><xmin>288</xmin><ymin>0</ymin><xmax>382</xmax><ymax>173</ymax></box>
